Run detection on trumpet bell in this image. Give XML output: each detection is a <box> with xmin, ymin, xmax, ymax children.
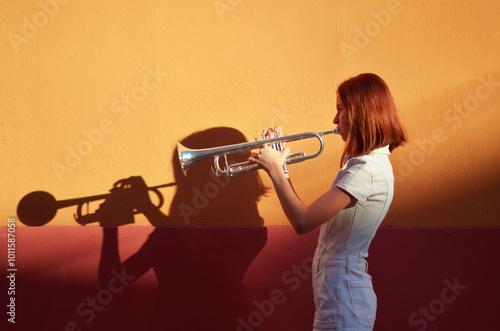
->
<box><xmin>177</xmin><ymin>141</ymin><xmax>214</xmax><ymax>176</ymax></box>
<box><xmin>177</xmin><ymin>142</ymin><xmax>195</xmax><ymax>176</ymax></box>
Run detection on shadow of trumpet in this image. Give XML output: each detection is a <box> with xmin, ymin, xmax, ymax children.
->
<box><xmin>16</xmin><ymin>182</ymin><xmax>176</xmax><ymax>226</ymax></box>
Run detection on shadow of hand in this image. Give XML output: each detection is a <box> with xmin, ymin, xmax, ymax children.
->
<box><xmin>94</xmin><ymin>176</ymin><xmax>161</xmax><ymax>226</ymax></box>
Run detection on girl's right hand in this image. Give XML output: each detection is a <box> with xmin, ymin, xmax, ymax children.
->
<box><xmin>248</xmin><ymin>127</ymin><xmax>290</xmax><ymax>177</ymax></box>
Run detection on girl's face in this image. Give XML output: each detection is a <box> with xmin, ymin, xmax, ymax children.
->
<box><xmin>334</xmin><ymin>92</ymin><xmax>349</xmax><ymax>141</ymax></box>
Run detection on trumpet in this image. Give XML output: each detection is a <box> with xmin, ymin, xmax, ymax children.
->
<box><xmin>178</xmin><ymin>128</ymin><xmax>339</xmax><ymax>176</ymax></box>
<box><xmin>16</xmin><ymin>182</ymin><xmax>176</xmax><ymax>226</ymax></box>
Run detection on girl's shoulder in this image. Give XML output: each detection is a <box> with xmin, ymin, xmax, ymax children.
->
<box><xmin>343</xmin><ymin>146</ymin><xmax>393</xmax><ymax>179</ymax></box>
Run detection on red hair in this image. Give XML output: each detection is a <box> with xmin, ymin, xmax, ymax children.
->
<box><xmin>337</xmin><ymin>73</ymin><xmax>407</xmax><ymax>164</ymax></box>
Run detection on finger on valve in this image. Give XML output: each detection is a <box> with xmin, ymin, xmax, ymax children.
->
<box><xmin>272</xmin><ymin>126</ymin><xmax>289</xmax><ymax>175</ymax></box>
<box><xmin>261</xmin><ymin>128</ymin><xmax>274</xmax><ymax>149</ymax></box>
<box><xmin>266</xmin><ymin>127</ymin><xmax>280</xmax><ymax>149</ymax></box>
<box><xmin>274</xmin><ymin>126</ymin><xmax>285</xmax><ymax>151</ymax></box>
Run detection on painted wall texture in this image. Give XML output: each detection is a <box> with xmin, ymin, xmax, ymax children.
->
<box><xmin>2</xmin><ymin>0</ymin><xmax>500</xmax><ymax>227</ymax></box>
<box><xmin>2</xmin><ymin>2</ymin><xmax>500</xmax><ymax>330</ymax></box>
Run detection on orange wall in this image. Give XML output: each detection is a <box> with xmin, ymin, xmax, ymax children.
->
<box><xmin>2</xmin><ymin>0</ymin><xmax>500</xmax><ymax>226</ymax></box>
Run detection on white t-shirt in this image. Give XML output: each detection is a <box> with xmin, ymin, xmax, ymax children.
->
<box><xmin>314</xmin><ymin>145</ymin><xmax>394</xmax><ymax>263</ymax></box>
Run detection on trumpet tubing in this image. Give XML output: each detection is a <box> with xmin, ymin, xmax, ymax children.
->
<box><xmin>177</xmin><ymin>128</ymin><xmax>339</xmax><ymax>176</ymax></box>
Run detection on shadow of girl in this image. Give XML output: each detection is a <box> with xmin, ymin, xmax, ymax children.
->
<box><xmin>98</xmin><ymin>127</ymin><xmax>269</xmax><ymax>330</ymax></box>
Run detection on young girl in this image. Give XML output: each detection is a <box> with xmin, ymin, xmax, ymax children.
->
<box><xmin>249</xmin><ymin>73</ymin><xmax>407</xmax><ymax>330</ymax></box>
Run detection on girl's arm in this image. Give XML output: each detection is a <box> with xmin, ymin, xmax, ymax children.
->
<box><xmin>250</xmin><ymin>144</ymin><xmax>352</xmax><ymax>234</ymax></box>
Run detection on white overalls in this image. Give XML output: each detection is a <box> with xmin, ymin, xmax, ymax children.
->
<box><xmin>312</xmin><ymin>145</ymin><xmax>394</xmax><ymax>330</ymax></box>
